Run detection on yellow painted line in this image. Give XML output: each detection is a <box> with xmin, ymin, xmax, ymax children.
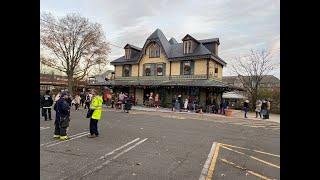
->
<box><xmin>220</xmin><ymin>143</ymin><xmax>280</xmax><ymax>158</ymax></box>
<box><xmin>205</xmin><ymin>143</ymin><xmax>221</xmax><ymax>180</ymax></box>
<box><xmin>220</xmin><ymin>146</ymin><xmax>280</xmax><ymax>169</ymax></box>
<box><xmin>220</xmin><ymin>158</ymin><xmax>272</xmax><ymax>180</ymax></box>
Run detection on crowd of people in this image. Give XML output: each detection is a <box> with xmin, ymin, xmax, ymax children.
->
<box><xmin>40</xmin><ymin>88</ymin><xmax>273</xmax><ymax>141</ymax></box>
<box><xmin>243</xmin><ymin>99</ymin><xmax>271</xmax><ymax>119</ymax></box>
<box><xmin>40</xmin><ymin>89</ymin><xmax>103</xmax><ymax>140</ymax></box>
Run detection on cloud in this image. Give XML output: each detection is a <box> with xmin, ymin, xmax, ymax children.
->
<box><xmin>41</xmin><ymin>0</ymin><xmax>279</xmax><ymax>77</ymax></box>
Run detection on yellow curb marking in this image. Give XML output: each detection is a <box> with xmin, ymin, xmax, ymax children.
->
<box><xmin>220</xmin><ymin>158</ymin><xmax>273</xmax><ymax>180</ymax></box>
<box><xmin>220</xmin><ymin>146</ymin><xmax>280</xmax><ymax>169</ymax></box>
<box><xmin>220</xmin><ymin>143</ymin><xmax>280</xmax><ymax>158</ymax></box>
<box><xmin>206</xmin><ymin>143</ymin><xmax>221</xmax><ymax>180</ymax></box>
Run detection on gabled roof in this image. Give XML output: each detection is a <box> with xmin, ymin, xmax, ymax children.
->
<box><xmin>111</xmin><ymin>28</ymin><xmax>227</xmax><ymax>66</ymax></box>
<box><xmin>182</xmin><ymin>34</ymin><xmax>200</xmax><ymax>44</ymax></box>
<box><xmin>124</xmin><ymin>44</ymin><xmax>142</xmax><ymax>51</ymax></box>
<box><xmin>146</xmin><ymin>28</ymin><xmax>171</xmax><ymax>58</ymax></box>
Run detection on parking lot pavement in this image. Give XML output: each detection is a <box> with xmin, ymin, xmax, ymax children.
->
<box><xmin>40</xmin><ymin>107</ymin><xmax>279</xmax><ymax>180</ymax></box>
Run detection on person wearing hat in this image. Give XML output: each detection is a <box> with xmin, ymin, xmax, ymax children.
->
<box><xmin>53</xmin><ymin>91</ymin><xmax>71</xmax><ymax>140</ymax></box>
<box><xmin>41</xmin><ymin>90</ymin><xmax>53</xmax><ymax>121</ymax></box>
<box><xmin>243</xmin><ymin>100</ymin><xmax>250</xmax><ymax>118</ymax></box>
<box><xmin>88</xmin><ymin>89</ymin><xmax>103</xmax><ymax>138</ymax></box>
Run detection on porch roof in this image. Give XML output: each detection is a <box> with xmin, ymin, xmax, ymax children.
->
<box><xmin>112</xmin><ymin>79</ymin><xmax>231</xmax><ymax>88</ymax></box>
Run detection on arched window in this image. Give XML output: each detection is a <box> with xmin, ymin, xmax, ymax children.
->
<box><xmin>149</xmin><ymin>43</ymin><xmax>160</xmax><ymax>58</ymax></box>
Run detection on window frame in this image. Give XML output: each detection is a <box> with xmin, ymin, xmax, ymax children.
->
<box><xmin>183</xmin><ymin>61</ymin><xmax>192</xmax><ymax>75</ymax></box>
<box><xmin>156</xmin><ymin>63</ymin><xmax>164</xmax><ymax>76</ymax></box>
<box><xmin>125</xmin><ymin>49</ymin><xmax>131</xmax><ymax>59</ymax></box>
<box><xmin>214</xmin><ymin>63</ymin><xmax>218</xmax><ymax>77</ymax></box>
<box><xmin>123</xmin><ymin>64</ymin><xmax>131</xmax><ymax>77</ymax></box>
<box><xmin>149</xmin><ymin>43</ymin><xmax>160</xmax><ymax>58</ymax></box>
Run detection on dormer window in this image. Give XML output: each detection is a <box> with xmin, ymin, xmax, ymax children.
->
<box><xmin>149</xmin><ymin>43</ymin><xmax>160</xmax><ymax>58</ymax></box>
<box><xmin>125</xmin><ymin>49</ymin><xmax>131</xmax><ymax>59</ymax></box>
<box><xmin>184</xmin><ymin>40</ymin><xmax>192</xmax><ymax>54</ymax></box>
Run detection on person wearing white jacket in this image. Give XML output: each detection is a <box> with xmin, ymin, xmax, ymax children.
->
<box><xmin>255</xmin><ymin>100</ymin><xmax>262</xmax><ymax>118</ymax></box>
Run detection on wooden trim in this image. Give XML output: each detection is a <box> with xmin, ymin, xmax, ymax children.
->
<box><xmin>207</xmin><ymin>59</ymin><xmax>209</xmax><ymax>79</ymax></box>
<box><xmin>169</xmin><ymin>61</ymin><xmax>172</xmax><ymax>80</ymax></box>
<box><xmin>138</xmin><ymin>63</ymin><xmax>140</xmax><ymax>77</ymax></box>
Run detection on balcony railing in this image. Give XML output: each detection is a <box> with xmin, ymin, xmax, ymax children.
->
<box><xmin>115</xmin><ymin>74</ymin><xmax>208</xmax><ymax>81</ymax></box>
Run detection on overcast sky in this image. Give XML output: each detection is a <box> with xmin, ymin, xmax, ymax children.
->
<box><xmin>40</xmin><ymin>0</ymin><xmax>280</xmax><ymax>78</ymax></box>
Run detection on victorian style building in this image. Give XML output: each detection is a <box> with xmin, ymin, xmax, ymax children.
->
<box><xmin>110</xmin><ymin>29</ymin><xmax>235</xmax><ymax>109</ymax></box>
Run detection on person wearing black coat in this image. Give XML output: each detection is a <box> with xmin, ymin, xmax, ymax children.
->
<box><xmin>243</xmin><ymin>100</ymin><xmax>249</xmax><ymax>118</ymax></box>
<box><xmin>178</xmin><ymin>95</ymin><xmax>183</xmax><ymax>112</ymax></box>
<box><xmin>261</xmin><ymin>100</ymin><xmax>268</xmax><ymax>119</ymax></box>
<box><xmin>123</xmin><ymin>94</ymin><xmax>131</xmax><ymax>113</ymax></box>
<box><xmin>53</xmin><ymin>92</ymin><xmax>71</xmax><ymax>140</ymax></box>
<box><xmin>41</xmin><ymin>90</ymin><xmax>53</xmax><ymax>121</ymax></box>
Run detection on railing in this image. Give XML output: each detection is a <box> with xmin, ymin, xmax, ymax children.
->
<box><xmin>115</xmin><ymin>74</ymin><xmax>208</xmax><ymax>81</ymax></box>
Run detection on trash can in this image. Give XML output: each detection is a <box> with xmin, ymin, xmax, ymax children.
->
<box><xmin>225</xmin><ymin>109</ymin><xmax>232</xmax><ymax>117</ymax></box>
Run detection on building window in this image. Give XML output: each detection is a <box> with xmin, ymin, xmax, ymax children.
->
<box><xmin>144</xmin><ymin>63</ymin><xmax>165</xmax><ymax>76</ymax></box>
<box><xmin>125</xmin><ymin>49</ymin><xmax>131</xmax><ymax>59</ymax></box>
<box><xmin>157</xmin><ymin>64</ymin><xmax>164</xmax><ymax>76</ymax></box>
<box><xmin>183</xmin><ymin>61</ymin><xmax>193</xmax><ymax>75</ymax></box>
<box><xmin>184</xmin><ymin>41</ymin><xmax>192</xmax><ymax>54</ymax></box>
<box><xmin>149</xmin><ymin>43</ymin><xmax>160</xmax><ymax>58</ymax></box>
<box><xmin>214</xmin><ymin>64</ymin><xmax>218</xmax><ymax>77</ymax></box>
<box><xmin>145</xmin><ymin>64</ymin><xmax>152</xmax><ymax>76</ymax></box>
<box><xmin>123</xmin><ymin>65</ymin><xmax>131</xmax><ymax>77</ymax></box>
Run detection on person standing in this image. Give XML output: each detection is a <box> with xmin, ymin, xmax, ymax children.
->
<box><xmin>266</xmin><ymin>99</ymin><xmax>271</xmax><ymax>119</ymax></box>
<box><xmin>119</xmin><ymin>92</ymin><xmax>125</xmax><ymax>110</ymax></box>
<box><xmin>111</xmin><ymin>93</ymin><xmax>115</xmax><ymax>108</ymax></box>
<box><xmin>84</xmin><ymin>92</ymin><xmax>91</xmax><ymax>109</ymax></box>
<box><xmin>124</xmin><ymin>93</ymin><xmax>131</xmax><ymax>113</ymax></box>
<box><xmin>74</xmin><ymin>94</ymin><xmax>81</xmax><ymax>111</ymax></box>
<box><xmin>178</xmin><ymin>94</ymin><xmax>183</xmax><ymax>112</ymax></box>
<box><xmin>184</xmin><ymin>98</ymin><xmax>188</xmax><ymax>111</ymax></box>
<box><xmin>255</xmin><ymin>100</ymin><xmax>262</xmax><ymax>118</ymax></box>
<box><xmin>261</xmin><ymin>100</ymin><xmax>267</xmax><ymax>119</ymax></box>
<box><xmin>54</xmin><ymin>92</ymin><xmax>71</xmax><ymax>140</ymax></box>
<box><xmin>172</xmin><ymin>95</ymin><xmax>176</xmax><ymax>111</ymax></box>
<box><xmin>155</xmin><ymin>94</ymin><xmax>160</xmax><ymax>109</ymax></box>
<box><xmin>88</xmin><ymin>90</ymin><xmax>103</xmax><ymax>138</ymax></box>
<box><xmin>243</xmin><ymin>100</ymin><xmax>249</xmax><ymax>118</ymax></box>
<box><xmin>41</xmin><ymin>90</ymin><xmax>54</xmax><ymax>121</ymax></box>
<box><xmin>80</xmin><ymin>92</ymin><xmax>85</xmax><ymax>107</ymax></box>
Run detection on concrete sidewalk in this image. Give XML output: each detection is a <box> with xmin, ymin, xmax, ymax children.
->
<box><xmin>126</xmin><ymin>106</ymin><xmax>280</xmax><ymax>124</ymax></box>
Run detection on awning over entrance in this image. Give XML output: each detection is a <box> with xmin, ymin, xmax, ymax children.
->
<box><xmin>222</xmin><ymin>91</ymin><xmax>247</xmax><ymax>99</ymax></box>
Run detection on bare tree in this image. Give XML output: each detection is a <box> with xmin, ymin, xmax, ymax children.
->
<box><xmin>231</xmin><ymin>49</ymin><xmax>278</xmax><ymax>109</ymax></box>
<box><xmin>40</xmin><ymin>13</ymin><xmax>110</xmax><ymax>93</ymax></box>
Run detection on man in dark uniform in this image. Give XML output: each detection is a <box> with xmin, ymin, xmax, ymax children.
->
<box><xmin>41</xmin><ymin>90</ymin><xmax>53</xmax><ymax>121</ymax></box>
<box><xmin>54</xmin><ymin>92</ymin><xmax>71</xmax><ymax>140</ymax></box>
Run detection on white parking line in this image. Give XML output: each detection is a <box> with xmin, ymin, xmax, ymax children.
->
<box><xmin>40</xmin><ymin>132</ymin><xmax>89</xmax><ymax>147</ymax></box>
<box><xmin>46</xmin><ymin>133</ymin><xmax>90</xmax><ymax>147</ymax></box>
<box><xmin>97</xmin><ymin>138</ymin><xmax>141</xmax><ymax>160</ymax></box>
<box><xmin>60</xmin><ymin>138</ymin><xmax>141</xmax><ymax>180</ymax></box>
<box><xmin>40</xmin><ymin>127</ymin><xmax>50</xmax><ymax>130</ymax></box>
<box><xmin>82</xmin><ymin>138</ymin><xmax>148</xmax><ymax>178</ymax></box>
<box><xmin>199</xmin><ymin>142</ymin><xmax>218</xmax><ymax>180</ymax></box>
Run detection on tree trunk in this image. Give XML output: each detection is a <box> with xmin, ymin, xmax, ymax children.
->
<box><xmin>251</xmin><ymin>89</ymin><xmax>258</xmax><ymax>111</ymax></box>
<box><xmin>67</xmin><ymin>74</ymin><xmax>74</xmax><ymax>95</ymax></box>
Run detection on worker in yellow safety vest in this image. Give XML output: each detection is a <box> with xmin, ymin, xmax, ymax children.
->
<box><xmin>87</xmin><ymin>89</ymin><xmax>103</xmax><ymax>138</ymax></box>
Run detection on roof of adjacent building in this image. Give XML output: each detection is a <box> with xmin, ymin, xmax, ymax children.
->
<box><xmin>222</xmin><ymin>75</ymin><xmax>280</xmax><ymax>86</ymax></box>
<box><xmin>111</xmin><ymin>29</ymin><xmax>226</xmax><ymax>66</ymax></box>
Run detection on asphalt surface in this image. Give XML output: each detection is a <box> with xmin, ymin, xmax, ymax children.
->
<box><xmin>40</xmin><ymin>107</ymin><xmax>280</xmax><ymax>180</ymax></box>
